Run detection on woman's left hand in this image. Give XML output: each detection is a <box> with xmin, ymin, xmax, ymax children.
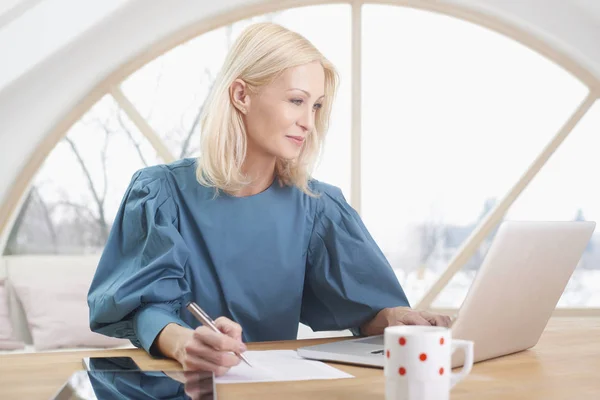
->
<box><xmin>387</xmin><ymin>307</ymin><xmax>452</xmax><ymax>327</ymax></box>
<box><xmin>360</xmin><ymin>307</ymin><xmax>452</xmax><ymax>336</ymax></box>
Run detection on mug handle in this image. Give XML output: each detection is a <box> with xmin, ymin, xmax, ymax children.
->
<box><xmin>450</xmin><ymin>339</ymin><xmax>474</xmax><ymax>388</ymax></box>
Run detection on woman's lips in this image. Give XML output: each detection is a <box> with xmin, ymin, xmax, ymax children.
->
<box><xmin>286</xmin><ymin>135</ymin><xmax>305</xmax><ymax>146</ymax></box>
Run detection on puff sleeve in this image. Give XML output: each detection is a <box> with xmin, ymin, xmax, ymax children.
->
<box><xmin>88</xmin><ymin>168</ymin><xmax>192</xmax><ymax>355</ymax></box>
<box><xmin>301</xmin><ymin>183</ymin><xmax>410</xmax><ymax>333</ymax></box>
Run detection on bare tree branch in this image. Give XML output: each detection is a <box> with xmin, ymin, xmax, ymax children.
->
<box><xmin>85</xmin><ymin>114</ymin><xmax>117</xmax><ymax>205</ymax></box>
<box><xmin>100</xmin><ymin>129</ymin><xmax>110</xmax><ymax>206</ymax></box>
<box><xmin>179</xmin><ymin>69</ymin><xmax>215</xmax><ymax>159</ymax></box>
<box><xmin>64</xmin><ymin>136</ymin><xmax>109</xmax><ymax>240</ymax></box>
<box><xmin>31</xmin><ymin>187</ymin><xmax>58</xmax><ymax>252</ymax></box>
<box><xmin>117</xmin><ymin>110</ymin><xmax>149</xmax><ymax>167</ymax></box>
<box><xmin>53</xmin><ymin>200</ymin><xmax>98</xmax><ymax>222</ymax></box>
<box><xmin>418</xmin><ymin>202</ymin><xmax>446</xmax><ymax>269</ymax></box>
<box><xmin>419</xmin><ymin>221</ymin><xmax>445</xmax><ymax>265</ymax></box>
<box><xmin>147</xmin><ymin>61</ymin><xmax>166</xmax><ymax>119</ymax></box>
<box><xmin>176</xmin><ymin>20</ymin><xmax>247</xmax><ymax>159</ymax></box>
<box><xmin>4</xmin><ymin>187</ymin><xmax>60</xmax><ymax>254</ymax></box>
<box><xmin>179</xmin><ymin>118</ymin><xmax>199</xmax><ymax>159</ymax></box>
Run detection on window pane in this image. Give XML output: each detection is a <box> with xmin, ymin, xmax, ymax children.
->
<box><xmin>120</xmin><ymin>5</ymin><xmax>351</xmax><ymax>197</ymax></box>
<box><xmin>4</xmin><ymin>95</ymin><xmax>162</xmax><ymax>255</ymax></box>
<box><xmin>434</xmin><ymin>102</ymin><xmax>600</xmax><ymax>308</ymax></box>
<box><xmin>361</xmin><ymin>4</ymin><xmax>588</xmax><ymax>305</ymax></box>
<box><xmin>506</xmin><ymin>101</ymin><xmax>600</xmax><ymax>308</ymax></box>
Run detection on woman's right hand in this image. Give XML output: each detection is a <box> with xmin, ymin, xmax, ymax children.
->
<box><xmin>176</xmin><ymin>317</ymin><xmax>247</xmax><ymax>376</ymax></box>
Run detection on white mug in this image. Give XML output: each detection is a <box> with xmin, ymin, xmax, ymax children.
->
<box><xmin>384</xmin><ymin>325</ymin><xmax>474</xmax><ymax>400</ymax></box>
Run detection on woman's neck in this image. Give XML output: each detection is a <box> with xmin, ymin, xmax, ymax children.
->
<box><xmin>234</xmin><ymin>151</ymin><xmax>277</xmax><ymax>197</ymax></box>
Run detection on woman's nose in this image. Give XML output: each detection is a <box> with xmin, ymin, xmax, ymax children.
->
<box><xmin>298</xmin><ymin>110</ymin><xmax>315</xmax><ymax>132</ymax></box>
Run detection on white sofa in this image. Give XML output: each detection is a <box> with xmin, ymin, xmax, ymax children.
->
<box><xmin>1</xmin><ymin>256</ymin><xmax>31</xmax><ymax>346</ymax></box>
<box><xmin>0</xmin><ymin>255</ymin><xmax>133</xmax><ymax>353</ymax></box>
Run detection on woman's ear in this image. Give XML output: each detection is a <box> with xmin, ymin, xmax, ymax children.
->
<box><xmin>230</xmin><ymin>79</ymin><xmax>250</xmax><ymax>114</ymax></box>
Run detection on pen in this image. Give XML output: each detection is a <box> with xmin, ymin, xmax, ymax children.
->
<box><xmin>186</xmin><ymin>301</ymin><xmax>253</xmax><ymax>367</ymax></box>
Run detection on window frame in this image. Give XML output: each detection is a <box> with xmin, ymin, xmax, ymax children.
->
<box><xmin>2</xmin><ymin>0</ymin><xmax>599</xmax><ymax>313</ymax></box>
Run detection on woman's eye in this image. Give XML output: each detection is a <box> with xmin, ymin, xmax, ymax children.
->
<box><xmin>313</xmin><ymin>103</ymin><xmax>323</xmax><ymax>111</ymax></box>
<box><xmin>291</xmin><ymin>99</ymin><xmax>303</xmax><ymax>105</ymax></box>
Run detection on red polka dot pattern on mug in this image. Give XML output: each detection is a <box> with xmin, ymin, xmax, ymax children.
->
<box><xmin>386</xmin><ymin>331</ymin><xmax>455</xmax><ymax>382</ymax></box>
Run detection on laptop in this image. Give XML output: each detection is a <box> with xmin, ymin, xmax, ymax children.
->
<box><xmin>297</xmin><ymin>221</ymin><xmax>596</xmax><ymax>368</ymax></box>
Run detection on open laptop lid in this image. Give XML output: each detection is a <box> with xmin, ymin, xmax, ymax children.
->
<box><xmin>451</xmin><ymin>220</ymin><xmax>595</xmax><ymax>365</ymax></box>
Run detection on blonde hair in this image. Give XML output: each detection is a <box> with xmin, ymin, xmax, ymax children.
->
<box><xmin>196</xmin><ymin>22</ymin><xmax>338</xmax><ymax>195</ymax></box>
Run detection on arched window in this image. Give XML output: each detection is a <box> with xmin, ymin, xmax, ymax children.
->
<box><xmin>4</xmin><ymin>3</ymin><xmax>597</xmax><ymax>313</ymax></box>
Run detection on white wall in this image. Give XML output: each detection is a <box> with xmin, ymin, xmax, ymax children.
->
<box><xmin>446</xmin><ymin>0</ymin><xmax>600</xmax><ymax>82</ymax></box>
<box><xmin>1</xmin><ymin>0</ymin><xmax>600</xmax><ymax>240</ymax></box>
<box><xmin>0</xmin><ymin>0</ymin><xmax>129</xmax><ymax>92</ymax></box>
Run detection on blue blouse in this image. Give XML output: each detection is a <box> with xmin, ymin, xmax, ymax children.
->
<box><xmin>88</xmin><ymin>158</ymin><xmax>409</xmax><ymax>355</ymax></box>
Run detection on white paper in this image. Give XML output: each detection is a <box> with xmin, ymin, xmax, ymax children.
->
<box><xmin>215</xmin><ymin>350</ymin><xmax>354</xmax><ymax>384</ymax></box>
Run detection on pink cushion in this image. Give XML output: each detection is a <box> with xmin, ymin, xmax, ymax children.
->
<box><xmin>0</xmin><ymin>339</ymin><xmax>26</xmax><ymax>350</ymax></box>
<box><xmin>0</xmin><ymin>278</ymin><xmax>25</xmax><ymax>350</ymax></box>
<box><xmin>11</xmin><ymin>279</ymin><xmax>130</xmax><ymax>351</ymax></box>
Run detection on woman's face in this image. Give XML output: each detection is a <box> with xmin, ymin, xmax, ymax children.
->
<box><xmin>232</xmin><ymin>61</ymin><xmax>325</xmax><ymax>161</ymax></box>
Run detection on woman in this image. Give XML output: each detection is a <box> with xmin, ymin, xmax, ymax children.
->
<box><xmin>88</xmin><ymin>22</ymin><xmax>450</xmax><ymax>376</ymax></box>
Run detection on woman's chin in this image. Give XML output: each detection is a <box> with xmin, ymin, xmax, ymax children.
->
<box><xmin>275</xmin><ymin>147</ymin><xmax>302</xmax><ymax>161</ymax></box>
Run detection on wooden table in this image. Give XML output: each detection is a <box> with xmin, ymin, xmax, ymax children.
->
<box><xmin>1</xmin><ymin>317</ymin><xmax>599</xmax><ymax>399</ymax></box>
